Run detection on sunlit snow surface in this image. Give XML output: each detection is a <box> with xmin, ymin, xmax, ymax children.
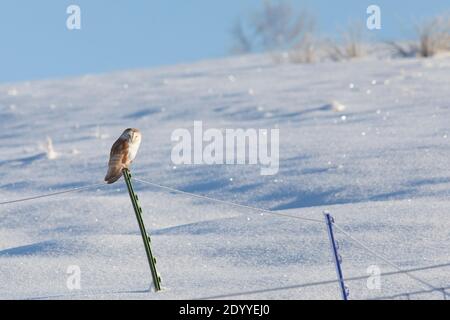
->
<box><xmin>1</xmin><ymin>54</ymin><xmax>450</xmax><ymax>299</ymax></box>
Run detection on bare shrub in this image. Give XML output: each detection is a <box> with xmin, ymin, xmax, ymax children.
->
<box><xmin>388</xmin><ymin>15</ymin><xmax>450</xmax><ymax>58</ymax></box>
<box><xmin>417</xmin><ymin>15</ymin><xmax>450</xmax><ymax>57</ymax></box>
<box><xmin>386</xmin><ymin>41</ymin><xmax>418</xmax><ymax>58</ymax></box>
<box><xmin>230</xmin><ymin>18</ymin><xmax>252</xmax><ymax>54</ymax></box>
<box><xmin>230</xmin><ymin>0</ymin><xmax>317</xmax><ymax>63</ymax></box>
<box><xmin>251</xmin><ymin>1</ymin><xmax>314</xmax><ymax>51</ymax></box>
<box><xmin>326</xmin><ymin>22</ymin><xmax>366</xmax><ymax>61</ymax></box>
<box><xmin>288</xmin><ymin>32</ymin><xmax>317</xmax><ymax>63</ymax></box>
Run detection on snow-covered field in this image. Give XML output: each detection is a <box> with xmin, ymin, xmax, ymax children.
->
<box><xmin>1</xmin><ymin>53</ymin><xmax>449</xmax><ymax>300</ymax></box>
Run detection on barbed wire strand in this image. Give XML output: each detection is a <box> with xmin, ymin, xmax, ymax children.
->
<box><xmin>132</xmin><ymin>177</ymin><xmax>323</xmax><ymax>224</ymax></box>
<box><xmin>0</xmin><ymin>182</ymin><xmax>107</xmax><ymax>206</ymax></box>
<box><xmin>133</xmin><ymin>177</ymin><xmax>443</xmax><ymax>292</ymax></box>
<box><xmin>0</xmin><ymin>175</ymin><xmax>444</xmax><ymax>296</ymax></box>
<box><xmin>332</xmin><ymin>222</ymin><xmax>439</xmax><ymax>292</ymax></box>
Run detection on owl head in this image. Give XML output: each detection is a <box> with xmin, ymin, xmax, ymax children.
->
<box><xmin>121</xmin><ymin>128</ymin><xmax>141</xmax><ymax>143</ymax></box>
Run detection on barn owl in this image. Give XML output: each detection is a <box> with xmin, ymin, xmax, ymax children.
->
<box><xmin>104</xmin><ymin>128</ymin><xmax>142</xmax><ymax>184</ymax></box>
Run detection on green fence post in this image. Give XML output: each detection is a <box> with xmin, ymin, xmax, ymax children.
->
<box><xmin>123</xmin><ymin>168</ymin><xmax>162</xmax><ymax>292</ymax></box>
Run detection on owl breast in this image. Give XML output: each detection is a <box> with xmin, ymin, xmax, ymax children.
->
<box><xmin>127</xmin><ymin>139</ymin><xmax>141</xmax><ymax>162</ymax></box>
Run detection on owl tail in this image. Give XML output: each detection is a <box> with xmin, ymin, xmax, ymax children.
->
<box><xmin>104</xmin><ymin>167</ymin><xmax>123</xmax><ymax>184</ymax></box>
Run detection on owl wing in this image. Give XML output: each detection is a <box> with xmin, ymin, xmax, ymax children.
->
<box><xmin>104</xmin><ymin>138</ymin><xmax>129</xmax><ymax>184</ymax></box>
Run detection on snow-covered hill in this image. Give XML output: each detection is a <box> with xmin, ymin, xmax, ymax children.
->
<box><xmin>1</xmin><ymin>53</ymin><xmax>449</xmax><ymax>299</ymax></box>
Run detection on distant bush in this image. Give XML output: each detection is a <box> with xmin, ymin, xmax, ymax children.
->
<box><xmin>230</xmin><ymin>18</ymin><xmax>253</xmax><ymax>55</ymax></box>
<box><xmin>230</xmin><ymin>0</ymin><xmax>317</xmax><ymax>63</ymax></box>
<box><xmin>284</xmin><ymin>31</ymin><xmax>317</xmax><ymax>63</ymax></box>
<box><xmin>388</xmin><ymin>15</ymin><xmax>450</xmax><ymax>58</ymax></box>
<box><xmin>326</xmin><ymin>23</ymin><xmax>366</xmax><ymax>61</ymax></box>
<box><xmin>232</xmin><ymin>4</ymin><xmax>450</xmax><ymax>63</ymax></box>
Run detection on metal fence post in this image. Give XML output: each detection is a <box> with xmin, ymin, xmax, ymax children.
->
<box><xmin>123</xmin><ymin>168</ymin><xmax>162</xmax><ymax>292</ymax></box>
<box><xmin>324</xmin><ymin>211</ymin><xmax>348</xmax><ymax>300</ymax></box>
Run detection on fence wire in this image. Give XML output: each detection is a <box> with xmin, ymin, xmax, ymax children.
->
<box><xmin>332</xmin><ymin>222</ymin><xmax>439</xmax><ymax>292</ymax></box>
<box><xmin>0</xmin><ymin>175</ymin><xmax>448</xmax><ymax>299</ymax></box>
<box><xmin>132</xmin><ymin>177</ymin><xmax>323</xmax><ymax>224</ymax></box>
<box><xmin>0</xmin><ymin>182</ymin><xmax>107</xmax><ymax>205</ymax></box>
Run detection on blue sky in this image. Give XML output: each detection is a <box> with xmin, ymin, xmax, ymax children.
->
<box><xmin>0</xmin><ymin>0</ymin><xmax>448</xmax><ymax>83</ymax></box>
